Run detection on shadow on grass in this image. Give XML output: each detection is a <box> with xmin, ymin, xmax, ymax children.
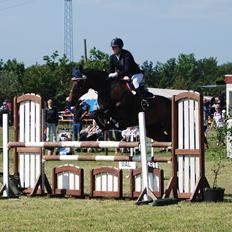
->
<box><xmin>223</xmin><ymin>194</ymin><xmax>232</xmax><ymax>203</ymax></box>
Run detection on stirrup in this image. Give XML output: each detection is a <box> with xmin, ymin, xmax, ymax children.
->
<box><xmin>141</xmin><ymin>99</ymin><xmax>149</xmax><ymax>110</ymax></box>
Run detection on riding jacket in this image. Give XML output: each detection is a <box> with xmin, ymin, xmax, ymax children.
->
<box><xmin>109</xmin><ymin>49</ymin><xmax>142</xmax><ymax>78</ymax></box>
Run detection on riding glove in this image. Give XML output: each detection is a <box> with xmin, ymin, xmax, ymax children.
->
<box><xmin>108</xmin><ymin>72</ymin><xmax>118</xmax><ymax>78</ymax></box>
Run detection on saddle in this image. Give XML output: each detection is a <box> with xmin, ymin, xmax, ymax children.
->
<box><xmin>108</xmin><ymin>76</ymin><xmax>135</xmax><ymax>93</ymax></box>
<box><xmin>108</xmin><ymin>76</ymin><xmax>154</xmax><ymax>110</ymax></box>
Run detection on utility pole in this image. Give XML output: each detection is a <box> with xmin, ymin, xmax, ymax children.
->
<box><xmin>64</xmin><ymin>0</ymin><xmax>73</xmax><ymax>62</ymax></box>
<box><xmin>84</xmin><ymin>39</ymin><xmax>88</xmax><ymax>63</ymax></box>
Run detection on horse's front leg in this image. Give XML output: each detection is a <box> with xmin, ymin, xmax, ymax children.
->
<box><xmin>89</xmin><ymin>109</ymin><xmax>107</xmax><ymax>129</ymax></box>
<box><xmin>90</xmin><ymin>108</ymin><xmax>120</xmax><ymax>130</ymax></box>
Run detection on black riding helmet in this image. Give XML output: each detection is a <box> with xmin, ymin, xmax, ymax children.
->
<box><xmin>111</xmin><ymin>38</ymin><xmax>124</xmax><ymax>48</ymax></box>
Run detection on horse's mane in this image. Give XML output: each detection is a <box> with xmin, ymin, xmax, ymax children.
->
<box><xmin>83</xmin><ymin>69</ymin><xmax>108</xmax><ymax>81</ymax></box>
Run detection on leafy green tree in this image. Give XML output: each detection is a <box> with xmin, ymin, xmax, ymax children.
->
<box><xmin>1</xmin><ymin>48</ymin><xmax>232</xmax><ymax>109</ymax></box>
<box><xmin>155</xmin><ymin>58</ymin><xmax>177</xmax><ymax>89</ymax></box>
<box><xmin>0</xmin><ymin>59</ymin><xmax>3</xmax><ymax>71</ymax></box>
<box><xmin>0</xmin><ymin>71</ymin><xmax>22</xmax><ymax>102</ymax></box>
<box><xmin>172</xmin><ymin>53</ymin><xmax>198</xmax><ymax>89</ymax></box>
<box><xmin>217</xmin><ymin>63</ymin><xmax>232</xmax><ymax>79</ymax></box>
<box><xmin>82</xmin><ymin>47</ymin><xmax>109</xmax><ymax>71</ymax></box>
<box><xmin>0</xmin><ymin>59</ymin><xmax>25</xmax><ymax>102</ymax></box>
<box><xmin>141</xmin><ymin>61</ymin><xmax>156</xmax><ymax>87</ymax></box>
<box><xmin>22</xmin><ymin>51</ymin><xmax>73</xmax><ymax>109</ymax></box>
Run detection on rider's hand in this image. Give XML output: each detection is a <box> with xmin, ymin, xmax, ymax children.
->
<box><xmin>108</xmin><ymin>72</ymin><xmax>118</xmax><ymax>78</ymax></box>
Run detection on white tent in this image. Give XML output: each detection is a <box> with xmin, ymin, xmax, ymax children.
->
<box><xmin>80</xmin><ymin>88</ymin><xmax>185</xmax><ymax>100</ymax></box>
<box><xmin>148</xmin><ymin>87</ymin><xmax>187</xmax><ymax>99</ymax></box>
<box><xmin>80</xmin><ymin>87</ymin><xmax>211</xmax><ymax>101</ymax></box>
<box><xmin>80</xmin><ymin>89</ymin><xmax>98</xmax><ymax>100</ymax></box>
<box><xmin>80</xmin><ymin>89</ymin><xmax>98</xmax><ymax>111</ymax></box>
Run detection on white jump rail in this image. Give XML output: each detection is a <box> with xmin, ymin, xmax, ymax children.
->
<box><xmin>42</xmin><ymin>155</ymin><xmax>171</xmax><ymax>162</ymax></box>
<box><xmin>8</xmin><ymin>141</ymin><xmax>171</xmax><ymax>149</ymax></box>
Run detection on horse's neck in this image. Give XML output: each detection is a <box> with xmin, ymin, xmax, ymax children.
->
<box><xmin>84</xmin><ymin>70</ymin><xmax>132</xmax><ymax>108</ymax></box>
<box><xmin>86</xmin><ymin>71</ymin><xmax>109</xmax><ymax>94</ymax></box>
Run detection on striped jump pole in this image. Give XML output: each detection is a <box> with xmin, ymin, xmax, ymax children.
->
<box><xmin>8</xmin><ymin>141</ymin><xmax>139</xmax><ymax>149</ymax></box>
<box><xmin>8</xmin><ymin>141</ymin><xmax>171</xmax><ymax>150</ymax></box>
<box><xmin>43</xmin><ymin>155</ymin><xmax>172</xmax><ymax>162</ymax></box>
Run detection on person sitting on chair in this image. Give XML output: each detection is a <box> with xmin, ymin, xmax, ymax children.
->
<box><xmin>80</xmin><ymin>119</ymin><xmax>103</xmax><ymax>141</ymax></box>
<box><xmin>108</xmin><ymin>37</ymin><xmax>149</xmax><ymax>109</ymax></box>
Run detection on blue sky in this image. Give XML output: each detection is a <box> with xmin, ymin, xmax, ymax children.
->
<box><xmin>0</xmin><ymin>0</ymin><xmax>232</xmax><ymax>66</ymax></box>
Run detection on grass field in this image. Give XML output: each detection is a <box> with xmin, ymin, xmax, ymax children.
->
<box><xmin>0</xmin><ymin>127</ymin><xmax>232</xmax><ymax>232</ymax></box>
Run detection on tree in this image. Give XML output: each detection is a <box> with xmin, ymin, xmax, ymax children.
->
<box><xmin>0</xmin><ymin>59</ymin><xmax>25</xmax><ymax>102</ymax></box>
<box><xmin>22</xmin><ymin>51</ymin><xmax>73</xmax><ymax>109</ymax></box>
<box><xmin>197</xmin><ymin>57</ymin><xmax>218</xmax><ymax>84</ymax></box>
<box><xmin>141</xmin><ymin>61</ymin><xmax>156</xmax><ymax>87</ymax></box>
<box><xmin>1</xmin><ymin>48</ymin><xmax>231</xmax><ymax>108</ymax></box>
<box><xmin>154</xmin><ymin>58</ymin><xmax>177</xmax><ymax>89</ymax></box>
<box><xmin>172</xmin><ymin>53</ymin><xmax>198</xmax><ymax>89</ymax></box>
<box><xmin>217</xmin><ymin>63</ymin><xmax>232</xmax><ymax>79</ymax></box>
<box><xmin>82</xmin><ymin>47</ymin><xmax>109</xmax><ymax>71</ymax></box>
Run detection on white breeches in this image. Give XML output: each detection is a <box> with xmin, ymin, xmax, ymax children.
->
<box><xmin>131</xmin><ymin>73</ymin><xmax>143</xmax><ymax>89</ymax></box>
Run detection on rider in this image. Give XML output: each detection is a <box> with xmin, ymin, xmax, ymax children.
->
<box><xmin>108</xmin><ymin>38</ymin><xmax>149</xmax><ymax>108</ymax></box>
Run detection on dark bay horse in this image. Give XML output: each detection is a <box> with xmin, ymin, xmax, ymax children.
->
<box><xmin>68</xmin><ymin>69</ymin><xmax>171</xmax><ymax>141</ymax></box>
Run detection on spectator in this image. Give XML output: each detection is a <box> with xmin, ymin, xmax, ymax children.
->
<box><xmin>80</xmin><ymin>119</ymin><xmax>103</xmax><ymax>141</ymax></box>
<box><xmin>0</xmin><ymin>101</ymin><xmax>9</xmax><ymax>127</ymax></box>
<box><xmin>219</xmin><ymin>93</ymin><xmax>226</xmax><ymax>110</ymax></box>
<box><xmin>209</xmin><ymin>97</ymin><xmax>216</xmax><ymax>116</ymax></box>
<box><xmin>68</xmin><ymin>100</ymin><xmax>89</xmax><ymax>141</ymax></box>
<box><xmin>203</xmin><ymin>99</ymin><xmax>210</xmax><ymax>148</ymax></box>
<box><xmin>45</xmin><ymin>99</ymin><xmax>59</xmax><ymax>142</ymax></box>
<box><xmin>121</xmin><ymin>126</ymin><xmax>140</xmax><ymax>142</ymax></box>
<box><xmin>6</xmin><ymin>99</ymin><xmax>12</xmax><ymax>126</ymax></box>
<box><xmin>213</xmin><ymin>104</ymin><xmax>225</xmax><ymax>146</ymax></box>
<box><xmin>121</xmin><ymin>126</ymin><xmax>139</xmax><ymax>153</ymax></box>
<box><xmin>56</xmin><ymin>130</ymin><xmax>73</xmax><ymax>155</ymax></box>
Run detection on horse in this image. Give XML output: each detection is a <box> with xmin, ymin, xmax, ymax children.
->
<box><xmin>68</xmin><ymin>69</ymin><xmax>172</xmax><ymax>141</ymax></box>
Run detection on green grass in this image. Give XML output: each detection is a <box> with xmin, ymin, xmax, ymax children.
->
<box><xmin>0</xmin><ymin>127</ymin><xmax>232</xmax><ymax>232</ymax></box>
<box><xmin>0</xmin><ymin>198</ymin><xmax>232</xmax><ymax>232</ymax></box>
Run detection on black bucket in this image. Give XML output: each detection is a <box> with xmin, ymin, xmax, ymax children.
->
<box><xmin>204</xmin><ymin>188</ymin><xmax>225</xmax><ymax>202</ymax></box>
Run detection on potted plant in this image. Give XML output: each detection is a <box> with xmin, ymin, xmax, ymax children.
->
<box><xmin>204</xmin><ymin>155</ymin><xmax>225</xmax><ymax>202</ymax></box>
<box><xmin>204</xmin><ymin>124</ymin><xmax>226</xmax><ymax>202</ymax></box>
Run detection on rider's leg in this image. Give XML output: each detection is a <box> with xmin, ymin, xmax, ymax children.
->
<box><xmin>131</xmin><ymin>73</ymin><xmax>149</xmax><ymax>109</ymax></box>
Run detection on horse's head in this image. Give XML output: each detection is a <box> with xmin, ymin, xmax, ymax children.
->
<box><xmin>67</xmin><ymin>68</ymin><xmax>109</xmax><ymax>105</ymax></box>
<box><xmin>67</xmin><ymin>68</ymin><xmax>89</xmax><ymax>105</ymax></box>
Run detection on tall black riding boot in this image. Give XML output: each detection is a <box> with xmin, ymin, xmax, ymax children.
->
<box><xmin>136</xmin><ymin>87</ymin><xmax>149</xmax><ymax>110</ymax></box>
